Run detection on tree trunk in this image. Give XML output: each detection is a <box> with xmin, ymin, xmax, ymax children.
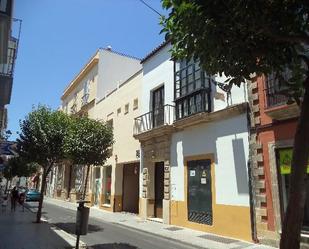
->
<box><xmin>280</xmin><ymin>79</ymin><xmax>309</xmax><ymax>249</ymax></box>
<box><xmin>82</xmin><ymin>165</ymin><xmax>90</xmax><ymax>200</ymax></box>
<box><xmin>36</xmin><ymin>167</ymin><xmax>47</xmax><ymax>223</ymax></box>
<box><xmin>67</xmin><ymin>164</ymin><xmax>73</xmax><ymax>199</ymax></box>
<box><xmin>36</xmin><ymin>164</ymin><xmax>53</xmax><ymax>223</ymax></box>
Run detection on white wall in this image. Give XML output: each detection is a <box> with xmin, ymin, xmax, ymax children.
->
<box><xmin>212</xmin><ymin>74</ymin><xmax>248</xmax><ymax>112</ymax></box>
<box><xmin>141</xmin><ymin>44</ymin><xmax>174</xmax><ymax>113</ymax></box>
<box><xmin>170</xmin><ymin>114</ymin><xmax>250</xmax><ymax>207</ymax></box>
<box><xmin>97</xmin><ymin>49</ymin><xmax>142</xmax><ymax>102</ymax></box>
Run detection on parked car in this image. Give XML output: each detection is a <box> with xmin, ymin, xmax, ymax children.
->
<box><xmin>26</xmin><ymin>189</ymin><xmax>41</xmax><ymax>202</ymax></box>
<box><xmin>18</xmin><ymin>187</ymin><xmax>28</xmax><ymax>195</ymax></box>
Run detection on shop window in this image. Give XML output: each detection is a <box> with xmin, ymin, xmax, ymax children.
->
<box><xmin>277</xmin><ymin>148</ymin><xmax>309</xmax><ymax>231</ymax></box>
<box><xmin>74</xmin><ymin>165</ymin><xmax>84</xmax><ymax>193</ymax></box>
<box><xmin>103</xmin><ymin>166</ymin><xmax>112</xmax><ymax>205</ymax></box>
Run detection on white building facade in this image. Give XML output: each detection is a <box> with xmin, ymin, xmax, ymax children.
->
<box><xmin>134</xmin><ymin>41</ymin><xmax>252</xmax><ymax>241</ymax></box>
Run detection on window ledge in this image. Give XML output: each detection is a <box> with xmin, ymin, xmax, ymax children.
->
<box><xmin>102</xmin><ymin>204</ymin><xmax>111</xmax><ymax>208</ymax></box>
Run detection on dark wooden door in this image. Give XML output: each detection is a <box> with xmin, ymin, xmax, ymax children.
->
<box><xmin>122</xmin><ymin>163</ymin><xmax>140</xmax><ymax>213</ymax></box>
<box><xmin>155</xmin><ymin>162</ymin><xmax>164</xmax><ymax>218</ymax></box>
<box><xmin>152</xmin><ymin>86</ymin><xmax>164</xmax><ymax>128</ymax></box>
<box><xmin>187</xmin><ymin>159</ymin><xmax>213</xmax><ymax>225</ymax></box>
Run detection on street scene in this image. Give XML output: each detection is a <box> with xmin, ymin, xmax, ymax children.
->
<box><xmin>0</xmin><ymin>1</ymin><xmax>309</xmax><ymax>249</ymax></box>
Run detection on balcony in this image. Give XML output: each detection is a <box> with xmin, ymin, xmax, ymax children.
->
<box><xmin>265</xmin><ymin>85</ymin><xmax>289</xmax><ymax>108</ymax></box>
<box><xmin>81</xmin><ymin>93</ymin><xmax>89</xmax><ymax>107</ymax></box>
<box><xmin>133</xmin><ymin>104</ymin><xmax>175</xmax><ymax>139</ymax></box>
<box><xmin>0</xmin><ymin>36</ymin><xmax>18</xmax><ymax>106</ymax></box>
<box><xmin>0</xmin><ymin>0</ymin><xmax>13</xmax><ymax>64</ymax></box>
<box><xmin>264</xmin><ymin>77</ymin><xmax>300</xmax><ymax>121</ymax></box>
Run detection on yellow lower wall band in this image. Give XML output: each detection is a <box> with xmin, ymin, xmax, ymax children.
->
<box><xmin>171</xmin><ymin>201</ymin><xmax>252</xmax><ymax>241</ymax></box>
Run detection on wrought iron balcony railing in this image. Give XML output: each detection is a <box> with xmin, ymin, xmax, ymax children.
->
<box><xmin>81</xmin><ymin>93</ymin><xmax>89</xmax><ymax>107</ymax></box>
<box><xmin>265</xmin><ymin>86</ymin><xmax>289</xmax><ymax>108</ymax></box>
<box><xmin>133</xmin><ymin>104</ymin><xmax>175</xmax><ymax>135</ymax></box>
<box><xmin>0</xmin><ymin>37</ymin><xmax>18</xmax><ymax>77</ymax></box>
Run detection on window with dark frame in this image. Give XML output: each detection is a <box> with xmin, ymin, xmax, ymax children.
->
<box><xmin>265</xmin><ymin>71</ymin><xmax>290</xmax><ymax>108</ymax></box>
<box><xmin>174</xmin><ymin>60</ymin><xmax>211</xmax><ymax>120</ymax></box>
<box><xmin>276</xmin><ymin>148</ymin><xmax>309</xmax><ymax>231</ymax></box>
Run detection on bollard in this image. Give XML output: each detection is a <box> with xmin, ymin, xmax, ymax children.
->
<box><xmin>75</xmin><ymin>200</ymin><xmax>90</xmax><ymax>249</ymax></box>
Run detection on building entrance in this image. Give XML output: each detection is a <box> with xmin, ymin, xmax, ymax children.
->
<box><xmin>155</xmin><ymin>162</ymin><xmax>164</xmax><ymax>218</ymax></box>
<box><xmin>187</xmin><ymin>159</ymin><xmax>213</xmax><ymax>225</ymax></box>
<box><xmin>122</xmin><ymin>163</ymin><xmax>139</xmax><ymax>213</ymax></box>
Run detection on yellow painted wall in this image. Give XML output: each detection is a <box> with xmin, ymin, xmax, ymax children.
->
<box><xmin>61</xmin><ymin>55</ymin><xmax>99</xmax><ymax>115</ymax></box>
<box><xmin>171</xmin><ymin>201</ymin><xmax>252</xmax><ymax>241</ymax></box>
<box><xmin>87</xmin><ymin>71</ymin><xmax>142</xmax><ymax>211</ymax></box>
<box><xmin>93</xmin><ymin>71</ymin><xmax>142</xmax><ymax>197</ymax></box>
<box><xmin>170</xmin><ymin>154</ymin><xmax>252</xmax><ymax>241</ymax></box>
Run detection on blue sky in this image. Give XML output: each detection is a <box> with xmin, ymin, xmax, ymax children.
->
<box><xmin>9</xmin><ymin>0</ymin><xmax>167</xmax><ymax>140</ymax></box>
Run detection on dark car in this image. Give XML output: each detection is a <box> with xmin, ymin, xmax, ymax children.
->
<box><xmin>26</xmin><ymin>189</ymin><xmax>41</xmax><ymax>202</ymax></box>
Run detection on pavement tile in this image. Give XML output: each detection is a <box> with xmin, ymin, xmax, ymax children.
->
<box><xmin>0</xmin><ymin>203</ymin><xmax>73</xmax><ymax>249</ymax></box>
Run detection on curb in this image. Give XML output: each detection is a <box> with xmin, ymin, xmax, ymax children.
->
<box><xmin>43</xmin><ymin>198</ymin><xmax>274</xmax><ymax>249</ymax></box>
<box><xmin>44</xmin><ymin>199</ymin><xmax>211</xmax><ymax>249</ymax></box>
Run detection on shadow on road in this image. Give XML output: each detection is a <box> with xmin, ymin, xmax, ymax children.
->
<box><xmin>88</xmin><ymin>243</ymin><xmax>139</xmax><ymax>249</ymax></box>
<box><xmin>53</xmin><ymin>222</ymin><xmax>103</xmax><ymax>234</ymax></box>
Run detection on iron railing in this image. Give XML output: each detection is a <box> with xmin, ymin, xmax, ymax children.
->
<box><xmin>81</xmin><ymin>93</ymin><xmax>89</xmax><ymax>106</ymax></box>
<box><xmin>134</xmin><ymin>104</ymin><xmax>175</xmax><ymax>135</ymax></box>
<box><xmin>265</xmin><ymin>72</ymin><xmax>291</xmax><ymax>108</ymax></box>
<box><xmin>265</xmin><ymin>86</ymin><xmax>289</xmax><ymax>108</ymax></box>
<box><xmin>0</xmin><ymin>37</ymin><xmax>18</xmax><ymax>77</ymax></box>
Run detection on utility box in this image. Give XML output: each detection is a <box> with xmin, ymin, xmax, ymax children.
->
<box><xmin>75</xmin><ymin>206</ymin><xmax>89</xmax><ymax>235</ymax></box>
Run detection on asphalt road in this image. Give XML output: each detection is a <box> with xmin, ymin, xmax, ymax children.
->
<box><xmin>28</xmin><ymin>202</ymin><xmax>200</xmax><ymax>249</ymax></box>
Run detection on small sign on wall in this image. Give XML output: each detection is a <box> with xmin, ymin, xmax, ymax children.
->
<box><xmin>190</xmin><ymin>170</ymin><xmax>195</xmax><ymax>177</ymax></box>
<box><xmin>201</xmin><ymin>178</ymin><xmax>207</xmax><ymax>184</ymax></box>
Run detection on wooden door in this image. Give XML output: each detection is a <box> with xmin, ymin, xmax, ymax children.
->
<box><xmin>187</xmin><ymin>159</ymin><xmax>213</xmax><ymax>225</ymax></box>
<box><xmin>155</xmin><ymin>162</ymin><xmax>164</xmax><ymax>218</ymax></box>
<box><xmin>122</xmin><ymin>163</ymin><xmax>140</xmax><ymax>213</ymax></box>
<box><xmin>152</xmin><ymin>86</ymin><xmax>164</xmax><ymax>128</ymax></box>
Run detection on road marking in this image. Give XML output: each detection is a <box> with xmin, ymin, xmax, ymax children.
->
<box><xmin>50</xmin><ymin>225</ymin><xmax>87</xmax><ymax>248</ymax></box>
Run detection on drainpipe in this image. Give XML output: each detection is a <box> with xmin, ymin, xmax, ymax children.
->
<box><xmin>246</xmin><ymin>103</ymin><xmax>259</xmax><ymax>243</ymax></box>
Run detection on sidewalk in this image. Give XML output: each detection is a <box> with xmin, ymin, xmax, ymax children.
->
<box><xmin>0</xmin><ymin>202</ymin><xmax>77</xmax><ymax>249</ymax></box>
<box><xmin>44</xmin><ymin>197</ymin><xmax>277</xmax><ymax>249</ymax></box>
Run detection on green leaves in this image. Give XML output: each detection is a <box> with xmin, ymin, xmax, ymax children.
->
<box><xmin>17</xmin><ymin>105</ymin><xmax>71</xmax><ymax>167</ymax></box>
<box><xmin>160</xmin><ymin>0</ymin><xmax>309</xmax><ymax>100</ymax></box>
<box><xmin>63</xmin><ymin>116</ymin><xmax>114</xmax><ymax>166</ymax></box>
<box><xmin>3</xmin><ymin>157</ymin><xmax>38</xmax><ymax>179</ymax></box>
<box><xmin>17</xmin><ymin>106</ymin><xmax>114</xmax><ymax>170</ymax></box>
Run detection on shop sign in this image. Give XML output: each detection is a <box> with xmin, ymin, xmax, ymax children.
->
<box><xmin>279</xmin><ymin>148</ymin><xmax>309</xmax><ymax>174</ymax></box>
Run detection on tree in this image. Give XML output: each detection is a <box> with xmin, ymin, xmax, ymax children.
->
<box><xmin>3</xmin><ymin>157</ymin><xmax>38</xmax><ymax>179</ymax></box>
<box><xmin>161</xmin><ymin>1</ymin><xmax>309</xmax><ymax>248</ymax></box>
<box><xmin>2</xmin><ymin>157</ymin><xmax>38</xmax><ymax>192</ymax></box>
<box><xmin>17</xmin><ymin>106</ymin><xmax>71</xmax><ymax>223</ymax></box>
<box><xmin>64</xmin><ymin>116</ymin><xmax>114</xmax><ymax>200</ymax></box>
